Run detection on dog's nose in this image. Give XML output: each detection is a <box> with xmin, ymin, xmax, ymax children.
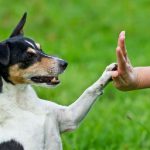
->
<box><xmin>59</xmin><ymin>60</ymin><xmax>68</xmax><ymax>70</ymax></box>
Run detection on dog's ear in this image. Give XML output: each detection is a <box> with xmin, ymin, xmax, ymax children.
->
<box><xmin>0</xmin><ymin>43</ymin><xmax>10</xmax><ymax>93</ymax></box>
<box><xmin>0</xmin><ymin>76</ymin><xmax>2</xmax><ymax>93</ymax></box>
<box><xmin>0</xmin><ymin>43</ymin><xmax>10</xmax><ymax>66</ymax></box>
<box><xmin>9</xmin><ymin>12</ymin><xmax>27</xmax><ymax>38</ymax></box>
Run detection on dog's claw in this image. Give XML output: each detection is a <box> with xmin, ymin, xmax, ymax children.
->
<box><xmin>105</xmin><ymin>63</ymin><xmax>117</xmax><ymax>72</ymax></box>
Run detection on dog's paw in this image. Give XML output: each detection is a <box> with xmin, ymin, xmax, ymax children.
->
<box><xmin>99</xmin><ymin>63</ymin><xmax>117</xmax><ymax>84</ymax></box>
<box><xmin>97</xmin><ymin>63</ymin><xmax>117</xmax><ymax>87</ymax></box>
<box><xmin>105</xmin><ymin>63</ymin><xmax>117</xmax><ymax>72</ymax></box>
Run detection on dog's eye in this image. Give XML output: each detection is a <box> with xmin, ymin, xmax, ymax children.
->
<box><xmin>26</xmin><ymin>48</ymin><xmax>37</xmax><ymax>58</ymax></box>
<box><xmin>27</xmin><ymin>51</ymin><xmax>37</xmax><ymax>58</ymax></box>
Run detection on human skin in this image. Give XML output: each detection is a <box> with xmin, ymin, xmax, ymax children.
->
<box><xmin>111</xmin><ymin>31</ymin><xmax>150</xmax><ymax>91</ymax></box>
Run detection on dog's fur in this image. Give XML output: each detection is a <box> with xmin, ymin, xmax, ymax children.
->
<box><xmin>0</xmin><ymin>13</ymin><xmax>116</xmax><ymax>150</ymax></box>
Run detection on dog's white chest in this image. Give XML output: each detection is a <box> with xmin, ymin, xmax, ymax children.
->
<box><xmin>0</xmin><ymin>104</ymin><xmax>45</xmax><ymax>150</ymax></box>
<box><xmin>0</xmin><ymin>84</ymin><xmax>63</xmax><ymax>150</ymax></box>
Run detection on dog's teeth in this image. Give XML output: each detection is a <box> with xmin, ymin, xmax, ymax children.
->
<box><xmin>51</xmin><ymin>77</ymin><xmax>60</xmax><ymax>84</ymax></box>
<box><xmin>51</xmin><ymin>77</ymin><xmax>57</xmax><ymax>82</ymax></box>
<box><xmin>31</xmin><ymin>76</ymin><xmax>60</xmax><ymax>85</ymax></box>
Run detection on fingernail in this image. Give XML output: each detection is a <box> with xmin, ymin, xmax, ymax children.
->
<box><xmin>120</xmin><ymin>31</ymin><xmax>125</xmax><ymax>37</ymax></box>
<box><xmin>122</xmin><ymin>31</ymin><xmax>125</xmax><ymax>35</ymax></box>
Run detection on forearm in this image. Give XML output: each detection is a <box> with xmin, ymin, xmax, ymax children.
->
<box><xmin>58</xmin><ymin>64</ymin><xmax>116</xmax><ymax>132</ymax></box>
<box><xmin>59</xmin><ymin>76</ymin><xmax>105</xmax><ymax>132</ymax></box>
<box><xmin>67</xmin><ymin>81</ymin><xmax>103</xmax><ymax>124</ymax></box>
<box><xmin>65</xmin><ymin>66</ymin><xmax>114</xmax><ymax>124</ymax></box>
<box><xmin>134</xmin><ymin>67</ymin><xmax>150</xmax><ymax>89</ymax></box>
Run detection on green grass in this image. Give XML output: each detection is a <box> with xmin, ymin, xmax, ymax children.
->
<box><xmin>1</xmin><ymin>0</ymin><xmax>150</xmax><ymax>149</ymax></box>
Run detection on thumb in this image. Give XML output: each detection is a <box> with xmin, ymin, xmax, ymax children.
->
<box><xmin>111</xmin><ymin>71</ymin><xmax>119</xmax><ymax>78</ymax></box>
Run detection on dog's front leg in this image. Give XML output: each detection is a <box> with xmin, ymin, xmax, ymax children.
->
<box><xmin>58</xmin><ymin>63</ymin><xmax>117</xmax><ymax>132</ymax></box>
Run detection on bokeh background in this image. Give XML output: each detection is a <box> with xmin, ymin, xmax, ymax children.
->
<box><xmin>1</xmin><ymin>0</ymin><xmax>150</xmax><ymax>149</ymax></box>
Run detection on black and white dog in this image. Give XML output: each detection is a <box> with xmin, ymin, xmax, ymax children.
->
<box><xmin>0</xmin><ymin>13</ymin><xmax>116</xmax><ymax>150</ymax></box>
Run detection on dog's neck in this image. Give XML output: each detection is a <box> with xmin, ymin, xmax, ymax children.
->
<box><xmin>3</xmin><ymin>79</ymin><xmax>27</xmax><ymax>94</ymax></box>
<box><xmin>0</xmin><ymin>79</ymin><xmax>38</xmax><ymax>102</ymax></box>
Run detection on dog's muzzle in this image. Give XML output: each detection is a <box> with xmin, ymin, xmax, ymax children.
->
<box><xmin>30</xmin><ymin>58</ymin><xmax>68</xmax><ymax>86</ymax></box>
<box><xmin>58</xmin><ymin>59</ymin><xmax>68</xmax><ymax>73</ymax></box>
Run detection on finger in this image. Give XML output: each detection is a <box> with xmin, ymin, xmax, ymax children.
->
<box><xmin>111</xmin><ymin>70</ymin><xmax>119</xmax><ymax>78</ymax></box>
<box><xmin>118</xmin><ymin>31</ymin><xmax>127</xmax><ymax>60</ymax></box>
<box><xmin>116</xmin><ymin>47</ymin><xmax>126</xmax><ymax>73</ymax></box>
<box><xmin>118</xmin><ymin>31</ymin><xmax>125</xmax><ymax>51</ymax></box>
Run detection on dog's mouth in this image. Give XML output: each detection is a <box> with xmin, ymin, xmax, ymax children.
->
<box><xmin>31</xmin><ymin>76</ymin><xmax>60</xmax><ymax>85</ymax></box>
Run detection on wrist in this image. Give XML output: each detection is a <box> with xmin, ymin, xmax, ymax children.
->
<box><xmin>132</xmin><ymin>67</ymin><xmax>140</xmax><ymax>89</ymax></box>
<box><xmin>133</xmin><ymin>67</ymin><xmax>147</xmax><ymax>89</ymax></box>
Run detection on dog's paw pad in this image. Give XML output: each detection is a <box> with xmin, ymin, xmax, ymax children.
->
<box><xmin>105</xmin><ymin>63</ymin><xmax>117</xmax><ymax>71</ymax></box>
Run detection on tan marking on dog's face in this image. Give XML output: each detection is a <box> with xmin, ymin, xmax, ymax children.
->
<box><xmin>8</xmin><ymin>65</ymin><xmax>27</xmax><ymax>84</ymax></box>
<box><xmin>27</xmin><ymin>47</ymin><xmax>37</xmax><ymax>54</ymax></box>
<box><xmin>36</xmin><ymin>43</ymin><xmax>41</xmax><ymax>49</ymax></box>
<box><xmin>8</xmin><ymin>57</ymin><xmax>58</xmax><ymax>84</ymax></box>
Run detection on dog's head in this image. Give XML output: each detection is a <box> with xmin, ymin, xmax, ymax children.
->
<box><xmin>0</xmin><ymin>13</ymin><xmax>68</xmax><ymax>92</ymax></box>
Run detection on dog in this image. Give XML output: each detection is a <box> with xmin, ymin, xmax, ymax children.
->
<box><xmin>0</xmin><ymin>13</ymin><xmax>116</xmax><ymax>150</ymax></box>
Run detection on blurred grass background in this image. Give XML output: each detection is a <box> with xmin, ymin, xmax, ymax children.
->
<box><xmin>0</xmin><ymin>0</ymin><xmax>150</xmax><ymax>149</ymax></box>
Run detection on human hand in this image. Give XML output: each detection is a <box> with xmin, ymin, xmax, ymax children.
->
<box><xmin>111</xmin><ymin>31</ymin><xmax>139</xmax><ymax>91</ymax></box>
